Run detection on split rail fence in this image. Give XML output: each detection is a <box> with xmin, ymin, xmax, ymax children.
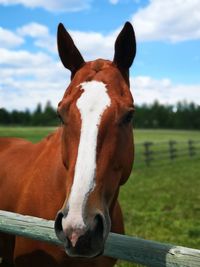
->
<box><xmin>0</xmin><ymin>210</ymin><xmax>200</xmax><ymax>267</ymax></box>
<box><xmin>135</xmin><ymin>140</ymin><xmax>200</xmax><ymax>166</ymax></box>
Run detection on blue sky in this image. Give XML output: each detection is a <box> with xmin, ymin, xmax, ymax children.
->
<box><xmin>0</xmin><ymin>0</ymin><xmax>200</xmax><ymax>111</ymax></box>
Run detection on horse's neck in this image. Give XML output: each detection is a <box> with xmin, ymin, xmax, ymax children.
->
<box><xmin>36</xmin><ymin>127</ymin><xmax>64</xmax><ymax>163</ymax></box>
<box><xmin>41</xmin><ymin>127</ymin><xmax>63</xmax><ymax>147</ymax></box>
<box><xmin>34</xmin><ymin>126</ymin><xmax>65</xmax><ymax>179</ymax></box>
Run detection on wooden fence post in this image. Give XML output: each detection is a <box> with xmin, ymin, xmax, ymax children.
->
<box><xmin>143</xmin><ymin>142</ymin><xmax>153</xmax><ymax>166</ymax></box>
<box><xmin>169</xmin><ymin>141</ymin><xmax>177</xmax><ymax>161</ymax></box>
<box><xmin>188</xmin><ymin>140</ymin><xmax>196</xmax><ymax>157</ymax></box>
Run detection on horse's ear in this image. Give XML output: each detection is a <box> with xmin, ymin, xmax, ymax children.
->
<box><xmin>57</xmin><ymin>23</ymin><xmax>85</xmax><ymax>76</ymax></box>
<box><xmin>113</xmin><ymin>22</ymin><xmax>136</xmax><ymax>81</ymax></box>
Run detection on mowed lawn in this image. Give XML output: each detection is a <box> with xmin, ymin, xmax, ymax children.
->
<box><xmin>134</xmin><ymin>128</ymin><xmax>200</xmax><ymax>143</ymax></box>
<box><xmin>0</xmin><ymin>126</ymin><xmax>200</xmax><ymax>143</ymax></box>
<box><xmin>0</xmin><ymin>127</ymin><xmax>200</xmax><ymax>267</ymax></box>
<box><xmin>0</xmin><ymin>126</ymin><xmax>55</xmax><ymax>143</ymax></box>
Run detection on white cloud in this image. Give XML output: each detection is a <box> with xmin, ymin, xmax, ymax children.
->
<box><xmin>16</xmin><ymin>22</ymin><xmax>113</xmax><ymax>58</ymax></box>
<box><xmin>18</xmin><ymin>22</ymin><xmax>49</xmax><ymax>37</ymax></box>
<box><xmin>0</xmin><ymin>22</ymin><xmax>117</xmax><ymax>111</ymax></box>
<box><xmin>0</xmin><ymin>0</ymin><xmax>92</xmax><ymax>12</ymax></box>
<box><xmin>0</xmin><ymin>47</ymin><xmax>68</xmax><ymax>111</ymax></box>
<box><xmin>109</xmin><ymin>0</ymin><xmax>140</xmax><ymax>4</ymax></box>
<box><xmin>132</xmin><ymin>0</ymin><xmax>200</xmax><ymax>42</ymax></box>
<box><xmin>0</xmin><ymin>79</ymin><xmax>67</xmax><ymax>111</ymax></box>
<box><xmin>131</xmin><ymin>76</ymin><xmax>200</xmax><ymax>105</ymax></box>
<box><xmin>0</xmin><ymin>48</ymin><xmax>53</xmax><ymax>66</ymax></box>
<box><xmin>70</xmin><ymin>30</ymin><xmax>116</xmax><ymax>60</ymax></box>
<box><xmin>1</xmin><ymin>20</ymin><xmax>200</xmax><ymax>112</ymax></box>
<box><xmin>1</xmin><ymin>56</ymin><xmax>200</xmax><ymax>111</ymax></box>
<box><xmin>109</xmin><ymin>0</ymin><xmax>119</xmax><ymax>4</ymax></box>
<box><xmin>0</xmin><ymin>27</ymin><xmax>24</xmax><ymax>48</ymax></box>
<box><xmin>17</xmin><ymin>22</ymin><xmax>56</xmax><ymax>53</ymax></box>
<box><xmin>16</xmin><ymin>22</ymin><xmax>115</xmax><ymax>57</ymax></box>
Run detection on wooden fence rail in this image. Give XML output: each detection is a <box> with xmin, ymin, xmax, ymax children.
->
<box><xmin>0</xmin><ymin>210</ymin><xmax>200</xmax><ymax>267</ymax></box>
<box><xmin>136</xmin><ymin>140</ymin><xmax>200</xmax><ymax>166</ymax></box>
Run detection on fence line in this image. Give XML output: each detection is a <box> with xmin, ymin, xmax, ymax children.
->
<box><xmin>135</xmin><ymin>139</ymin><xmax>200</xmax><ymax>166</ymax></box>
<box><xmin>0</xmin><ymin>210</ymin><xmax>200</xmax><ymax>267</ymax></box>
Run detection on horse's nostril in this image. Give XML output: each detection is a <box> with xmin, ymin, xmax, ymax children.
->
<box><xmin>55</xmin><ymin>211</ymin><xmax>64</xmax><ymax>231</ymax></box>
<box><xmin>92</xmin><ymin>214</ymin><xmax>105</xmax><ymax>246</ymax></box>
<box><xmin>54</xmin><ymin>211</ymin><xmax>66</xmax><ymax>242</ymax></box>
<box><xmin>94</xmin><ymin>214</ymin><xmax>104</xmax><ymax>232</ymax></box>
<box><xmin>54</xmin><ymin>211</ymin><xmax>109</xmax><ymax>258</ymax></box>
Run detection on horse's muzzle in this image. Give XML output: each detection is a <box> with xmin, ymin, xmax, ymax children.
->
<box><xmin>54</xmin><ymin>210</ymin><xmax>109</xmax><ymax>258</ymax></box>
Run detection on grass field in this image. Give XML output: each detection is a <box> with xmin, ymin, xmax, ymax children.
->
<box><xmin>0</xmin><ymin>127</ymin><xmax>200</xmax><ymax>266</ymax></box>
<box><xmin>0</xmin><ymin>126</ymin><xmax>55</xmax><ymax>143</ymax></box>
<box><xmin>0</xmin><ymin>126</ymin><xmax>200</xmax><ymax>143</ymax></box>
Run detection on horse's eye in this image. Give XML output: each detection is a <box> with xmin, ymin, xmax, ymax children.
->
<box><xmin>121</xmin><ymin>108</ymin><xmax>134</xmax><ymax>125</ymax></box>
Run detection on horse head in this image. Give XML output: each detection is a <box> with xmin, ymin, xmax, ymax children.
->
<box><xmin>54</xmin><ymin>22</ymin><xmax>136</xmax><ymax>258</ymax></box>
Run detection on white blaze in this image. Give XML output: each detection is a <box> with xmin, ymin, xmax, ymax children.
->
<box><xmin>62</xmin><ymin>80</ymin><xmax>111</xmax><ymax>232</ymax></box>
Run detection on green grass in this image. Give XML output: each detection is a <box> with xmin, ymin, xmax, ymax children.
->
<box><xmin>0</xmin><ymin>126</ymin><xmax>56</xmax><ymax>143</ymax></box>
<box><xmin>117</xmin><ymin>158</ymin><xmax>200</xmax><ymax>267</ymax></box>
<box><xmin>134</xmin><ymin>129</ymin><xmax>200</xmax><ymax>143</ymax></box>
<box><xmin>133</xmin><ymin>129</ymin><xmax>200</xmax><ymax>168</ymax></box>
<box><xmin>0</xmin><ymin>127</ymin><xmax>200</xmax><ymax>267</ymax></box>
<box><xmin>0</xmin><ymin>127</ymin><xmax>200</xmax><ymax>144</ymax></box>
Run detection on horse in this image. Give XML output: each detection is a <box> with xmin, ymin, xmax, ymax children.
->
<box><xmin>0</xmin><ymin>21</ymin><xmax>136</xmax><ymax>267</ymax></box>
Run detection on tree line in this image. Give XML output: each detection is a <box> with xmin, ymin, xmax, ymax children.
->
<box><xmin>0</xmin><ymin>101</ymin><xmax>58</xmax><ymax>127</ymax></box>
<box><xmin>0</xmin><ymin>100</ymin><xmax>200</xmax><ymax>129</ymax></box>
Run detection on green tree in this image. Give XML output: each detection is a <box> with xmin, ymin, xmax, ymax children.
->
<box><xmin>0</xmin><ymin>108</ymin><xmax>11</xmax><ymax>125</ymax></box>
<box><xmin>43</xmin><ymin>101</ymin><xmax>58</xmax><ymax>126</ymax></box>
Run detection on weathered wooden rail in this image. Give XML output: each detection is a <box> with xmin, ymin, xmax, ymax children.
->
<box><xmin>135</xmin><ymin>140</ymin><xmax>200</xmax><ymax>166</ymax></box>
<box><xmin>0</xmin><ymin>210</ymin><xmax>200</xmax><ymax>267</ymax></box>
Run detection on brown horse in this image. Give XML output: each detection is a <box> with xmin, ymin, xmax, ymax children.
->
<box><xmin>0</xmin><ymin>21</ymin><xmax>136</xmax><ymax>267</ymax></box>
